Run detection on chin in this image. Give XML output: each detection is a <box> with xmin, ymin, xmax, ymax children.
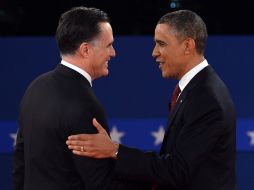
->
<box><xmin>162</xmin><ymin>73</ymin><xmax>172</xmax><ymax>79</ymax></box>
<box><xmin>161</xmin><ymin>72</ymin><xmax>168</xmax><ymax>78</ymax></box>
<box><xmin>103</xmin><ymin>70</ymin><xmax>109</xmax><ymax>76</ymax></box>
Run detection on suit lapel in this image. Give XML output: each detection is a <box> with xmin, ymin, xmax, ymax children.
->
<box><xmin>160</xmin><ymin>91</ymin><xmax>187</xmax><ymax>154</ymax></box>
<box><xmin>168</xmin><ymin>66</ymin><xmax>214</xmax><ymax>126</ymax></box>
<box><xmin>160</xmin><ymin>66</ymin><xmax>214</xmax><ymax>154</ymax></box>
<box><xmin>169</xmin><ymin>92</ymin><xmax>186</xmax><ymax>125</ymax></box>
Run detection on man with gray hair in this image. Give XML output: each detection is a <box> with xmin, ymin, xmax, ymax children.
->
<box><xmin>67</xmin><ymin>10</ymin><xmax>236</xmax><ymax>190</ymax></box>
<box><xmin>13</xmin><ymin>6</ymin><xmax>141</xmax><ymax>190</ymax></box>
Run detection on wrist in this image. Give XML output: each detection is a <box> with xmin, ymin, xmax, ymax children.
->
<box><xmin>112</xmin><ymin>143</ymin><xmax>119</xmax><ymax>159</ymax></box>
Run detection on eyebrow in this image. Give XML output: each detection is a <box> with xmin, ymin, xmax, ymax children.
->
<box><xmin>107</xmin><ymin>40</ymin><xmax>114</xmax><ymax>47</ymax></box>
<box><xmin>155</xmin><ymin>39</ymin><xmax>166</xmax><ymax>45</ymax></box>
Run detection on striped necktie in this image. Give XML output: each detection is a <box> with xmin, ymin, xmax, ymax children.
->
<box><xmin>170</xmin><ymin>84</ymin><xmax>181</xmax><ymax>112</ymax></box>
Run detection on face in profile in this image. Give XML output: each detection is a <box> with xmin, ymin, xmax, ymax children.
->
<box><xmin>89</xmin><ymin>22</ymin><xmax>116</xmax><ymax>80</ymax></box>
<box><xmin>152</xmin><ymin>23</ymin><xmax>187</xmax><ymax>80</ymax></box>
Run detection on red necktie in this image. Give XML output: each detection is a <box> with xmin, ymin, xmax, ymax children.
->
<box><xmin>153</xmin><ymin>85</ymin><xmax>181</xmax><ymax>190</ymax></box>
<box><xmin>170</xmin><ymin>84</ymin><xmax>181</xmax><ymax>112</ymax></box>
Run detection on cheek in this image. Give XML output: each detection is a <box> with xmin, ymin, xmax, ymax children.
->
<box><xmin>163</xmin><ymin>59</ymin><xmax>178</xmax><ymax>77</ymax></box>
<box><xmin>164</xmin><ymin>63</ymin><xmax>172</xmax><ymax>76</ymax></box>
<box><xmin>100</xmin><ymin>61</ymin><xmax>108</xmax><ymax>72</ymax></box>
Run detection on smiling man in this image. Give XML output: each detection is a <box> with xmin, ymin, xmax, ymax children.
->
<box><xmin>13</xmin><ymin>6</ymin><xmax>140</xmax><ymax>190</ymax></box>
<box><xmin>67</xmin><ymin>10</ymin><xmax>237</xmax><ymax>190</ymax></box>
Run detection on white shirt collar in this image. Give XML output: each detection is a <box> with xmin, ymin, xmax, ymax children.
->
<box><xmin>179</xmin><ymin>59</ymin><xmax>209</xmax><ymax>91</ymax></box>
<box><xmin>60</xmin><ymin>60</ymin><xmax>92</xmax><ymax>87</ymax></box>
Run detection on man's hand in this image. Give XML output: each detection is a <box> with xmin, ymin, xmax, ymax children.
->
<box><xmin>66</xmin><ymin>118</ymin><xmax>119</xmax><ymax>159</ymax></box>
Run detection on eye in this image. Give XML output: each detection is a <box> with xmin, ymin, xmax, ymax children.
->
<box><xmin>156</xmin><ymin>40</ymin><xmax>166</xmax><ymax>47</ymax></box>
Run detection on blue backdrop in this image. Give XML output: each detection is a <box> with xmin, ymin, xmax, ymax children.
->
<box><xmin>0</xmin><ymin>36</ymin><xmax>254</xmax><ymax>189</ymax></box>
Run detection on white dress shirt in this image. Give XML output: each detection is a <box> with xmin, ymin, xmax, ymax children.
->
<box><xmin>60</xmin><ymin>60</ymin><xmax>92</xmax><ymax>87</ymax></box>
<box><xmin>179</xmin><ymin>59</ymin><xmax>209</xmax><ymax>92</ymax></box>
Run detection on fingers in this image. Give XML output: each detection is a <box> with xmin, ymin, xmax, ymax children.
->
<box><xmin>66</xmin><ymin>139</ymin><xmax>89</xmax><ymax>146</ymax></box>
<box><xmin>73</xmin><ymin>150</ymin><xmax>91</xmax><ymax>156</ymax></box>
<box><xmin>92</xmin><ymin>118</ymin><xmax>106</xmax><ymax>133</ymax></box>
<box><xmin>67</xmin><ymin>118</ymin><xmax>105</xmax><ymax>141</ymax></box>
<box><xmin>72</xmin><ymin>149</ymin><xmax>104</xmax><ymax>159</ymax></box>
<box><xmin>68</xmin><ymin>134</ymin><xmax>90</xmax><ymax>141</ymax></box>
<box><xmin>67</xmin><ymin>139</ymin><xmax>94</xmax><ymax>152</ymax></box>
<box><xmin>67</xmin><ymin>144</ymin><xmax>91</xmax><ymax>152</ymax></box>
<box><xmin>67</xmin><ymin>144</ymin><xmax>82</xmax><ymax>151</ymax></box>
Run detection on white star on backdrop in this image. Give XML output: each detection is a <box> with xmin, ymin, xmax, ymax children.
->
<box><xmin>247</xmin><ymin>130</ymin><xmax>254</xmax><ymax>146</ymax></box>
<box><xmin>110</xmin><ymin>126</ymin><xmax>125</xmax><ymax>143</ymax></box>
<box><xmin>151</xmin><ymin>125</ymin><xmax>165</xmax><ymax>146</ymax></box>
<box><xmin>9</xmin><ymin>132</ymin><xmax>17</xmax><ymax>147</ymax></box>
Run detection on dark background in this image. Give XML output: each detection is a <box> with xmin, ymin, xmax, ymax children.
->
<box><xmin>1</xmin><ymin>0</ymin><xmax>254</xmax><ymax>36</ymax></box>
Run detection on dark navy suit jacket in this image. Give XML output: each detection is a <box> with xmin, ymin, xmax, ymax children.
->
<box><xmin>13</xmin><ymin>64</ymin><xmax>141</xmax><ymax>190</ymax></box>
<box><xmin>114</xmin><ymin>66</ymin><xmax>236</xmax><ymax>190</ymax></box>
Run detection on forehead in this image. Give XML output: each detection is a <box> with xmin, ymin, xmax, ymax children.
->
<box><xmin>155</xmin><ymin>23</ymin><xmax>170</xmax><ymax>32</ymax></box>
<box><xmin>99</xmin><ymin>22</ymin><xmax>112</xmax><ymax>31</ymax></box>
<box><xmin>97</xmin><ymin>22</ymin><xmax>113</xmax><ymax>40</ymax></box>
<box><xmin>98</xmin><ymin>22</ymin><xmax>113</xmax><ymax>36</ymax></box>
<box><xmin>154</xmin><ymin>23</ymin><xmax>174</xmax><ymax>39</ymax></box>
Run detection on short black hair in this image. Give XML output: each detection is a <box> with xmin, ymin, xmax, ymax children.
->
<box><xmin>56</xmin><ymin>7</ymin><xmax>110</xmax><ymax>55</ymax></box>
<box><xmin>158</xmin><ymin>10</ymin><xmax>207</xmax><ymax>54</ymax></box>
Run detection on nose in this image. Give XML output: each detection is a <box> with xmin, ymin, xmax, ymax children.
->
<box><xmin>152</xmin><ymin>45</ymin><xmax>159</xmax><ymax>58</ymax></box>
<box><xmin>110</xmin><ymin>46</ymin><xmax>116</xmax><ymax>57</ymax></box>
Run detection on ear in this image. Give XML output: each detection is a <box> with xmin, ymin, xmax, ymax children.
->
<box><xmin>183</xmin><ymin>38</ymin><xmax>195</xmax><ymax>55</ymax></box>
<box><xmin>79</xmin><ymin>42</ymin><xmax>89</xmax><ymax>58</ymax></box>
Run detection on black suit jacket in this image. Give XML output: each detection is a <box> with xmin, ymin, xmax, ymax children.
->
<box><xmin>114</xmin><ymin>66</ymin><xmax>236</xmax><ymax>190</ymax></box>
<box><xmin>13</xmin><ymin>64</ymin><xmax>139</xmax><ymax>190</ymax></box>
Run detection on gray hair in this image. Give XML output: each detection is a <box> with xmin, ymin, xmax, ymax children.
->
<box><xmin>158</xmin><ymin>10</ymin><xmax>207</xmax><ymax>54</ymax></box>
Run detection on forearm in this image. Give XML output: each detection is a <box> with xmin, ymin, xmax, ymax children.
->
<box><xmin>114</xmin><ymin>145</ymin><xmax>190</xmax><ymax>188</ymax></box>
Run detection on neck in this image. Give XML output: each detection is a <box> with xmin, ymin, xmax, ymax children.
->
<box><xmin>178</xmin><ymin>55</ymin><xmax>204</xmax><ymax>80</ymax></box>
<box><xmin>62</xmin><ymin>54</ymin><xmax>93</xmax><ymax>79</ymax></box>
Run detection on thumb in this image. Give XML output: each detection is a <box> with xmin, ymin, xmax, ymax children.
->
<box><xmin>92</xmin><ymin>118</ymin><xmax>106</xmax><ymax>133</ymax></box>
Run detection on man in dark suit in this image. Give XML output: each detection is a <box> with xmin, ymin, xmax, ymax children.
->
<box><xmin>13</xmin><ymin>6</ymin><xmax>141</xmax><ymax>190</ymax></box>
<box><xmin>66</xmin><ymin>10</ymin><xmax>237</xmax><ymax>190</ymax></box>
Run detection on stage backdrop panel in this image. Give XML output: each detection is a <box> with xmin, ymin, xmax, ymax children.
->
<box><xmin>0</xmin><ymin>36</ymin><xmax>254</xmax><ymax>190</ymax></box>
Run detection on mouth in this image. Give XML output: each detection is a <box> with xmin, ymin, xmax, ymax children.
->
<box><xmin>157</xmin><ymin>61</ymin><xmax>164</xmax><ymax>69</ymax></box>
<box><xmin>105</xmin><ymin>61</ymin><xmax>109</xmax><ymax>68</ymax></box>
